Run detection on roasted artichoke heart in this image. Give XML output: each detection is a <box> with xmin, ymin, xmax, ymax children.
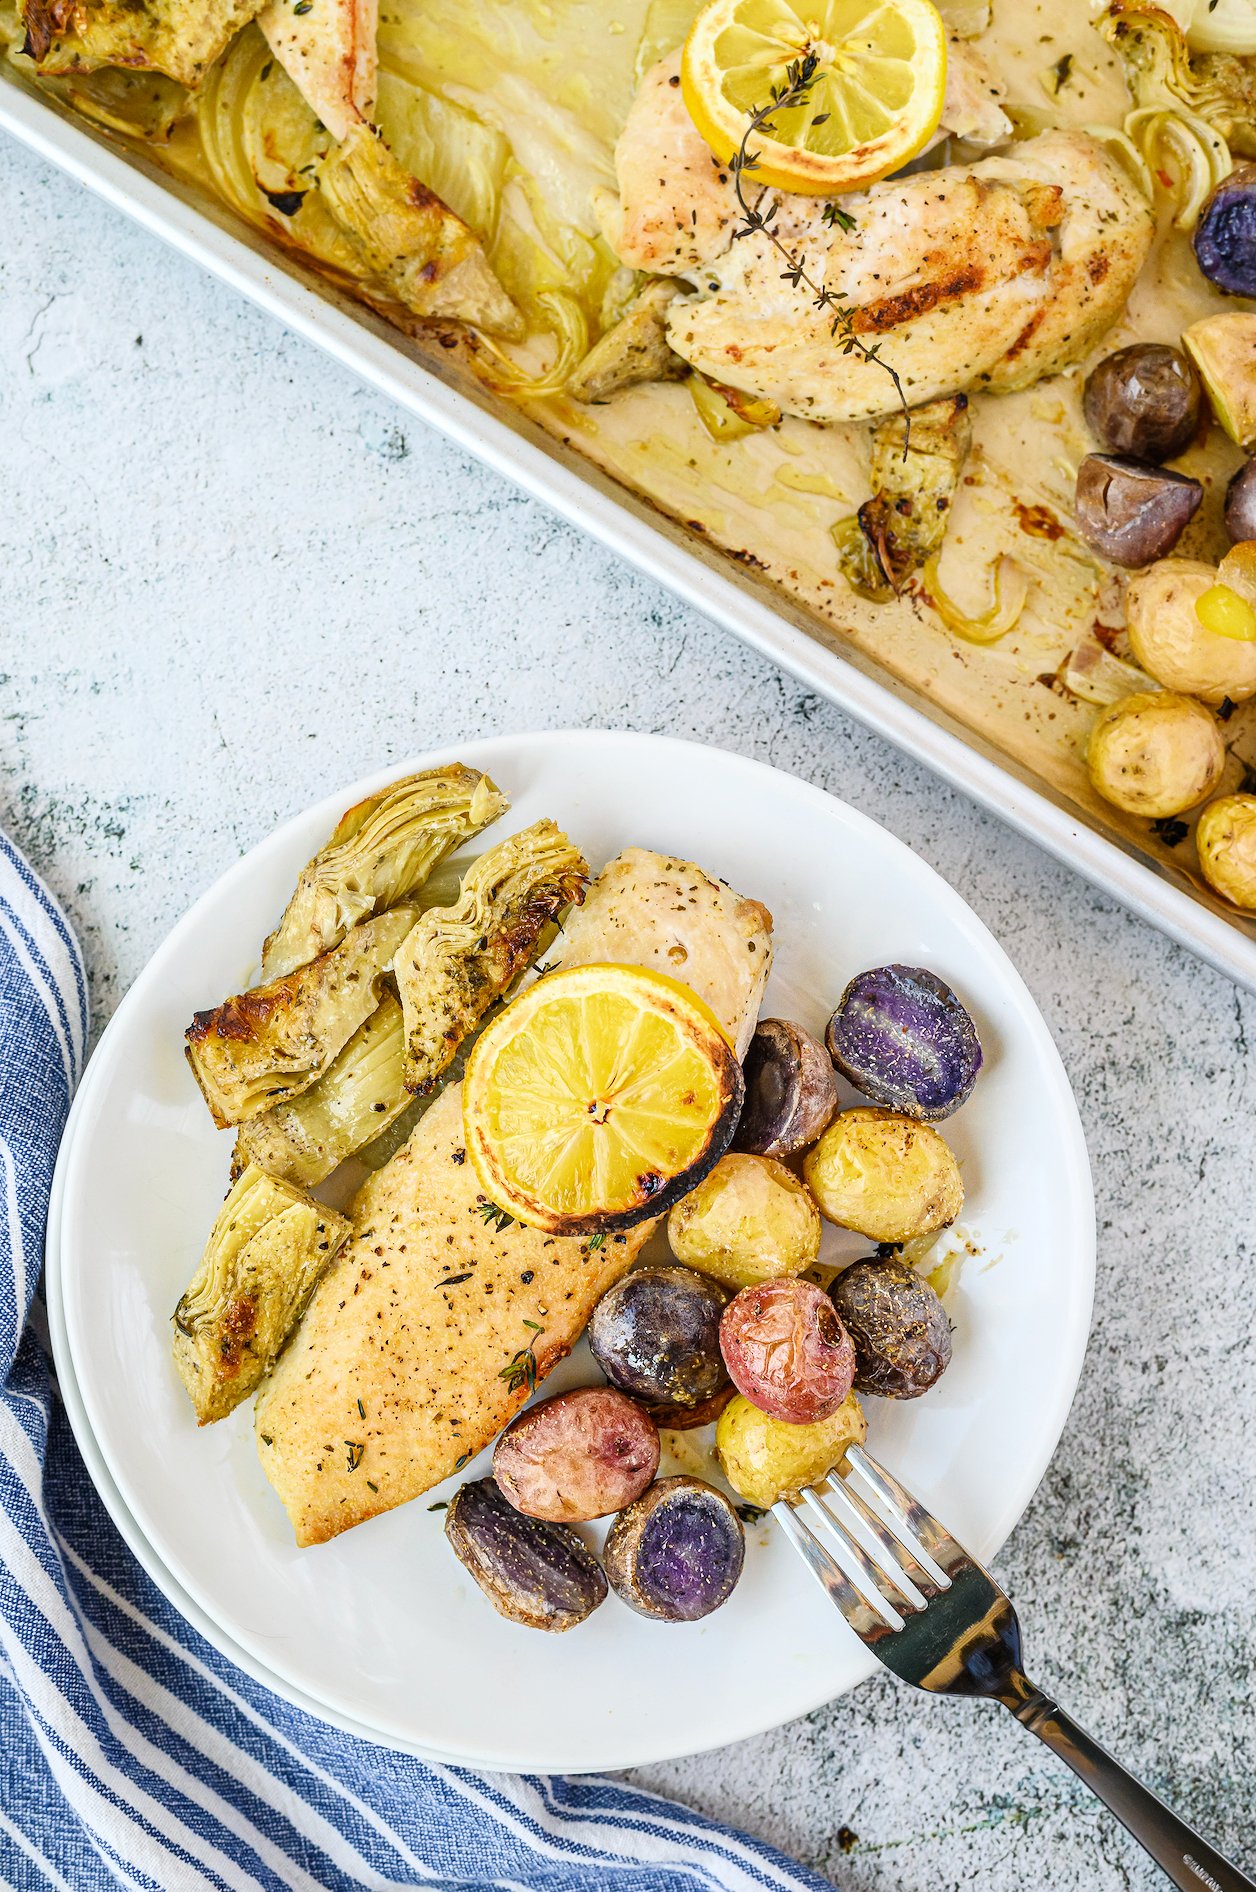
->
<box><xmin>262</xmin><ymin>763</ymin><xmax>507</xmax><ymax>980</ymax></box>
<box><xmin>186</xmin><ymin>904</ymin><xmax>417</xmax><ymax>1126</ymax></box>
<box><xmin>395</xmin><ymin>819</ymin><xmax>589</xmax><ymax>1092</ymax></box>
<box><xmin>836</xmin><ymin>395</ymin><xmax>973</xmax><ymax>598</ymax></box>
<box><xmin>21</xmin><ymin>0</ymin><xmax>261</xmax><ymax>83</ymax></box>
<box><xmin>237</xmin><ymin>987</ymin><xmax>411</xmax><ymax>1186</ymax></box>
<box><xmin>172</xmin><ymin>1164</ymin><xmax>350</xmax><ymax>1423</ymax></box>
<box><xmin>566</xmin><ymin>281</ymin><xmax>688</xmax><ymax>404</ymax></box>
<box><xmin>316</xmin><ymin>125</ymin><xmax>524</xmax><ymax>340</ymax></box>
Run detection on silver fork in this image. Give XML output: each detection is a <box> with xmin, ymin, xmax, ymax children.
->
<box><xmin>775</xmin><ymin>1445</ymin><xmax>1255</xmax><ymax>1891</ymax></box>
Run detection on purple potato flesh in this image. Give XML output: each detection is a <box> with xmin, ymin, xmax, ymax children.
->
<box><xmin>603</xmin><ymin>1476</ymin><xmax>744</xmax><ymax>1621</ymax></box>
<box><xmin>1193</xmin><ymin>163</ymin><xmax>1256</xmax><ymax>300</ymax></box>
<box><xmin>831</xmin><ymin>1257</ymin><xmax>952</xmax><ymax>1399</ymax></box>
<box><xmin>445</xmin><ymin>1478</ymin><xmax>607</xmax><ymax>1630</ymax></box>
<box><xmin>1073</xmin><ymin>455</ymin><xmax>1203</xmax><ymax>567</ymax></box>
<box><xmin>734</xmin><ymin>1018</ymin><xmax>839</xmax><ymax>1157</ymax></box>
<box><xmin>588</xmin><ymin>1265</ymin><xmax>731</xmax><ymax>1409</ymax></box>
<box><xmin>493</xmin><ymin>1387</ymin><xmax>659</xmax><ymax>1521</ymax></box>
<box><xmin>825</xmin><ymin>965</ymin><xmax>982</xmax><ymax>1120</ymax></box>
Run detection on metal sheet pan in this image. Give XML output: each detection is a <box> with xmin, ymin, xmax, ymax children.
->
<box><xmin>5</xmin><ymin>65</ymin><xmax>1255</xmax><ymax>994</ymax></box>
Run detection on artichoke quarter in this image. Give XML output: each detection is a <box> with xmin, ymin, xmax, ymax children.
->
<box><xmin>186</xmin><ymin>903</ymin><xmax>418</xmax><ymax>1126</ymax></box>
<box><xmin>835</xmin><ymin>395</ymin><xmax>973</xmax><ymax>599</ymax></box>
<box><xmin>172</xmin><ymin>1164</ymin><xmax>350</xmax><ymax>1423</ymax></box>
<box><xmin>262</xmin><ymin>763</ymin><xmax>508</xmax><ymax>981</ymax></box>
<box><xmin>21</xmin><ymin>0</ymin><xmax>260</xmax><ymax>84</ymax></box>
<box><xmin>395</xmin><ymin>819</ymin><xmax>590</xmax><ymax>1093</ymax></box>
<box><xmin>237</xmin><ymin>987</ymin><xmax>413</xmax><ymax>1187</ymax></box>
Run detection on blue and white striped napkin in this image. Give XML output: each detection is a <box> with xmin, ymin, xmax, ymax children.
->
<box><xmin>0</xmin><ymin>829</ymin><xmax>837</xmax><ymax>1892</ymax></box>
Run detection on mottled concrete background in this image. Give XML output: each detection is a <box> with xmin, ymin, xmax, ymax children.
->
<box><xmin>3</xmin><ymin>133</ymin><xmax>1253</xmax><ymax>1892</ymax></box>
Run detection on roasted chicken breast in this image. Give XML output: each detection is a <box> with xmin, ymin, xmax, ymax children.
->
<box><xmin>255</xmin><ymin>846</ymin><xmax>772</xmax><ymax>1545</ymax></box>
<box><xmin>600</xmin><ymin>55</ymin><xmax>1154</xmax><ymax>423</ymax></box>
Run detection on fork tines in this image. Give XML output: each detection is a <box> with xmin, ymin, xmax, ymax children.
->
<box><xmin>772</xmin><ymin>1445</ymin><xmax>960</xmax><ymax>1637</ymax></box>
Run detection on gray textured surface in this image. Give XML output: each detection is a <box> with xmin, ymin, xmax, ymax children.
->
<box><xmin>3</xmin><ymin>130</ymin><xmax>1254</xmax><ymax>1892</ymax></box>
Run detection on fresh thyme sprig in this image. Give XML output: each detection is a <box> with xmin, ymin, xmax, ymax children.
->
<box><xmin>727</xmin><ymin>53</ymin><xmax>909</xmax><ymax>442</ymax></box>
<box><xmin>477</xmin><ymin>1198</ymin><xmax>516</xmax><ymax>1232</ymax></box>
<box><xmin>499</xmin><ymin>1319</ymin><xmax>545</xmax><ymax>1395</ymax></box>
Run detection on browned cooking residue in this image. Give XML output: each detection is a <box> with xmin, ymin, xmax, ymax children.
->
<box><xmin>1013</xmin><ymin>501</ymin><xmax>1064</xmax><ymax>540</ymax></box>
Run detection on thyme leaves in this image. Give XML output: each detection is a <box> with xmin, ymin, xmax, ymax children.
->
<box><xmin>499</xmin><ymin>1319</ymin><xmax>545</xmax><ymax>1395</ymax></box>
<box><xmin>727</xmin><ymin>53</ymin><xmax>908</xmax><ymax>444</ymax></box>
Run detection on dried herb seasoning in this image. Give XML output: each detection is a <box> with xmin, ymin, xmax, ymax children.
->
<box><xmin>728</xmin><ymin>55</ymin><xmax>908</xmax><ymax>443</ymax></box>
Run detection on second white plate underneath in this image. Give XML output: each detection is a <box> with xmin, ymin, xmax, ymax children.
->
<box><xmin>51</xmin><ymin>731</ymin><xmax>1095</xmax><ymax>1772</ymax></box>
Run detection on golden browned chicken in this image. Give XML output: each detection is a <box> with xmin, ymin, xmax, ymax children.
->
<box><xmin>255</xmin><ymin>846</ymin><xmax>772</xmax><ymax>1546</ymax></box>
<box><xmin>598</xmin><ymin>52</ymin><xmax>1154</xmax><ymax>424</ymax></box>
<box><xmin>257</xmin><ymin>0</ymin><xmax>375</xmax><ymax>141</ymax></box>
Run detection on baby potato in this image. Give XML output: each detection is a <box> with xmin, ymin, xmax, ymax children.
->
<box><xmin>719</xmin><ymin>1278</ymin><xmax>856</xmax><ymax>1424</ymax></box>
<box><xmin>493</xmin><ymin>1387</ymin><xmax>659</xmax><ymax>1522</ymax></box>
<box><xmin>1125</xmin><ymin>559</ymin><xmax>1256</xmax><ymax>705</ymax></box>
<box><xmin>1086</xmin><ymin>691</ymin><xmax>1225</xmax><ymax>818</ymax></box>
<box><xmin>716</xmin><ymin>1391</ymin><xmax>867</xmax><ymax>1508</ymax></box>
<box><xmin>667</xmin><ymin>1153</ymin><xmax>821</xmax><ymax>1290</ymax></box>
<box><xmin>831</xmin><ymin>1256</ymin><xmax>952</xmax><ymax>1399</ymax></box>
<box><xmin>1196</xmin><ymin>795</ymin><xmax>1256</xmax><ymax>910</ymax></box>
<box><xmin>803</xmin><ymin>1107</ymin><xmax>963</xmax><ymax>1244</ymax></box>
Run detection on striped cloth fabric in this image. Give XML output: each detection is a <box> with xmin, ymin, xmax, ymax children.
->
<box><xmin>0</xmin><ymin>829</ymin><xmax>836</xmax><ymax>1892</ymax></box>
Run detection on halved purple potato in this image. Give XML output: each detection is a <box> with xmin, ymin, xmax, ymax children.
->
<box><xmin>588</xmin><ymin>1265</ymin><xmax>730</xmax><ymax>1411</ymax></box>
<box><xmin>719</xmin><ymin>1278</ymin><xmax>856</xmax><ymax>1424</ymax></box>
<box><xmin>445</xmin><ymin>1478</ymin><xmax>607</xmax><ymax>1630</ymax></box>
<box><xmin>1073</xmin><ymin>454</ymin><xmax>1203</xmax><ymax>568</ymax></box>
<box><xmin>831</xmin><ymin>1257</ymin><xmax>952</xmax><ymax>1400</ymax></box>
<box><xmin>493</xmin><ymin>1387</ymin><xmax>659</xmax><ymax>1522</ymax></box>
<box><xmin>1193</xmin><ymin>163</ymin><xmax>1256</xmax><ymax>299</ymax></box>
<box><xmin>734</xmin><ymin>1018</ymin><xmax>839</xmax><ymax>1158</ymax></box>
<box><xmin>825</xmin><ymin>965</ymin><xmax>982</xmax><ymax>1120</ymax></box>
<box><xmin>603</xmin><ymin>1476</ymin><xmax>744</xmax><ymax>1622</ymax></box>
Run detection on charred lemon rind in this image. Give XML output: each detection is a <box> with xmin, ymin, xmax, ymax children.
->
<box><xmin>462</xmin><ymin>962</ymin><xmax>745</xmax><ymax>1235</ymax></box>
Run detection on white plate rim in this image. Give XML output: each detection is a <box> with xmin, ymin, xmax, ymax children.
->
<box><xmin>45</xmin><ymin>1057</ymin><xmax>460</xmax><ymax>1761</ymax></box>
<box><xmin>50</xmin><ymin>728</ymin><xmax>1096</xmax><ymax>1771</ymax></box>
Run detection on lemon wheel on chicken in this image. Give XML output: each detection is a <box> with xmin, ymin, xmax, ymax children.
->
<box><xmin>682</xmin><ymin>0</ymin><xmax>948</xmax><ymax>196</ymax></box>
<box><xmin>463</xmin><ymin>963</ymin><xmax>744</xmax><ymax>1234</ymax></box>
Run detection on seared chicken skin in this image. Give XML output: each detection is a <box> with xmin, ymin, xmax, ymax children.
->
<box><xmin>599</xmin><ymin>53</ymin><xmax>1154</xmax><ymax>424</ymax></box>
<box><xmin>256</xmin><ymin>847</ymin><xmax>772</xmax><ymax>1546</ymax></box>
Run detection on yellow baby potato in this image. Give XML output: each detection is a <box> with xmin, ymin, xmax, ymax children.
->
<box><xmin>667</xmin><ymin>1152</ymin><xmax>821</xmax><ymax>1289</ymax></box>
<box><xmin>1196</xmin><ymin>795</ymin><xmax>1256</xmax><ymax>911</ymax></box>
<box><xmin>1086</xmin><ymin>691</ymin><xmax>1225</xmax><ymax>818</ymax></box>
<box><xmin>1125</xmin><ymin>559</ymin><xmax>1256</xmax><ymax>706</ymax></box>
<box><xmin>716</xmin><ymin>1392</ymin><xmax>867</xmax><ymax>1508</ymax></box>
<box><xmin>803</xmin><ymin>1107</ymin><xmax>963</xmax><ymax>1243</ymax></box>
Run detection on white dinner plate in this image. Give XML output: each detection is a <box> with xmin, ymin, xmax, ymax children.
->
<box><xmin>46</xmin><ymin>1058</ymin><xmax>424</xmax><ymax>1755</ymax></box>
<box><xmin>50</xmin><ymin>730</ymin><xmax>1095</xmax><ymax>1772</ymax></box>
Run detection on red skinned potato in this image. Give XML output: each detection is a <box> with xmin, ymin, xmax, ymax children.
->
<box><xmin>719</xmin><ymin>1278</ymin><xmax>856</xmax><ymax>1424</ymax></box>
<box><xmin>493</xmin><ymin>1386</ymin><xmax>659</xmax><ymax>1521</ymax></box>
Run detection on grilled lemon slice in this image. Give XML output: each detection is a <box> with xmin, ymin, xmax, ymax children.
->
<box><xmin>681</xmin><ymin>0</ymin><xmax>947</xmax><ymax>196</ymax></box>
<box><xmin>463</xmin><ymin>963</ymin><xmax>744</xmax><ymax>1234</ymax></box>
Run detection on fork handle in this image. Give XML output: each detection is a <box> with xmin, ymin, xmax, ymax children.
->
<box><xmin>1008</xmin><ymin>1686</ymin><xmax>1255</xmax><ymax>1891</ymax></box>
